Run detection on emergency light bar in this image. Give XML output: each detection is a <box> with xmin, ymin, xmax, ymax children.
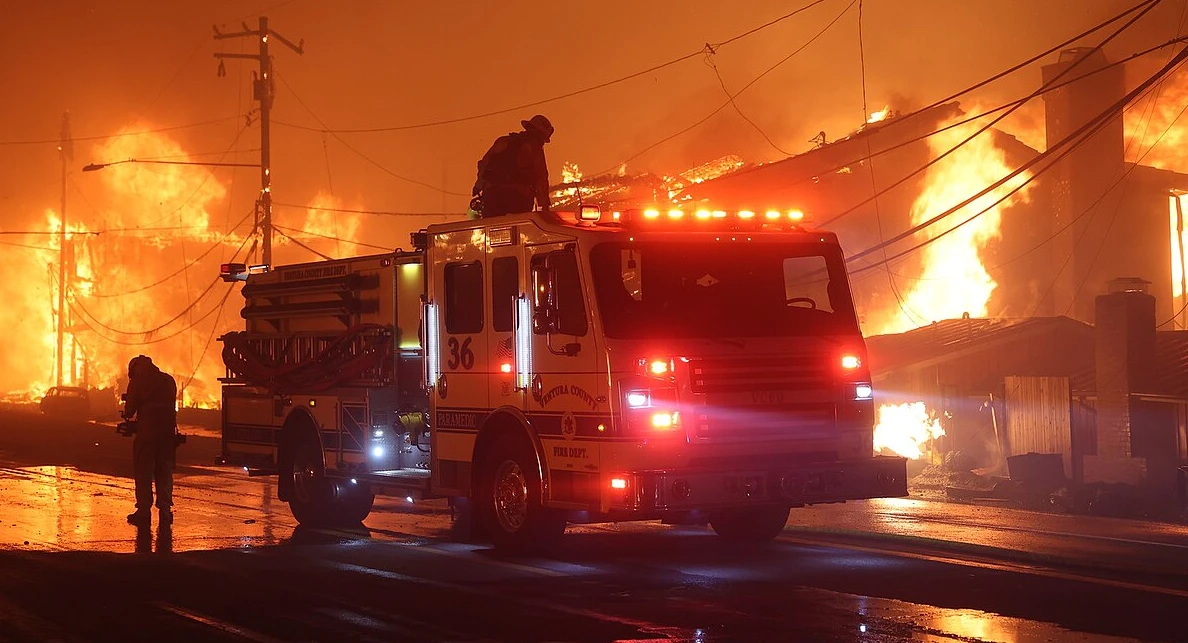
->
<box><xmin>619</xmin><ymin>207</ymin><xmax>809</xmax><ymax>229</ymax></box>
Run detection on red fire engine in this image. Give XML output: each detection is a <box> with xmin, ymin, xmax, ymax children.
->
<box><xmin>219</xmin><ymin>207</ymin><xmax>907</xmax><ymax>549</ymax></box>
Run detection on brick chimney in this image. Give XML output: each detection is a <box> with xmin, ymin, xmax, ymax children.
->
<box><xmin>1042</xmin><ymin>49</ymin><xmax>1127</xmax><ymax>322</ymax></box>
<box><xmin>1085</xmin><ymin>277</ymin><xmax>1154</xmax><ymax>485</ymax></box>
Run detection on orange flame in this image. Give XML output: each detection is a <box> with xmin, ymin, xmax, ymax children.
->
<box><xmin>867</xmin><ymin>106</ymin><xmax>890</xmax><ymax>124</ymax></box>
<box><xmin>1124</xmin><ymin>68</ymin><xmax>1188</xmax><ymax>170</ymax></box>
<box><xmin>1</xmin><ymin>125</ymin><xmax>246</xmax><ymax>408</ymax></box>
<box><xmin>874</xmin><ymin>402</ymin><xmax>945</xmax><ymax>460</ymax></box>
<box><xmin>869</xmin><ymin>110</ymin><xmax>1034</xmax><ymax>335</ymax></box>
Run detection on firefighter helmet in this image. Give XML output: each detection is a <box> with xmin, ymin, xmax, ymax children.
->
<box><xmin>521</xmin><ymin>114</ymin><xmax>553</xmax><ymax>143</ymax></box>
<box><xmin>128</xmin><ymin>355</ymin><xmax>153</xmax><ymax>377</ymax></box>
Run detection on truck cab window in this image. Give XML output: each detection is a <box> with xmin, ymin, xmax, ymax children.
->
<box><xmin>445</xmin><ymin>261</ymin><xmax>483</xmax><ymax>333</ymax></box>
<box><xmin>783</xmin><ymin>256</ymin><xmax>834</xmax><ymax>313</ymax></box>
<box><xmin>491</xmin><ymin>256</ymin><xmax>518</xmax><ymax>332</ymax></box>
<box><xmin>532</xmin><ymin>251</ymin><xmax>588</xmax><ymax>337</ymax></box>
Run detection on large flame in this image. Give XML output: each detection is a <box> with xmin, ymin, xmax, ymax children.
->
<box><xmin>1124</xmin><ymin>67</ymin><xmax>1188</xmax><ymax>170</ymax></box>
<box><xmin>870</xmin><ymin>111</ymin><xmax>1034</xmax><ymax>335</ymax></box>
<box><xmin>874</xmin><ymin>401</ymin><xmax>945</xmax><ymax>460</ymax></box>
<box><xmin>2</xmin><ymin>124</ymin><xmax>243</xmax><ymax>408</ymax></box>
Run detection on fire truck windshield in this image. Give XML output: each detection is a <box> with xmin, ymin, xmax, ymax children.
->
<box><xmin>590</xmin><ymin>241</ymin><xmax>859</xmax><ymax>339</ymax></box>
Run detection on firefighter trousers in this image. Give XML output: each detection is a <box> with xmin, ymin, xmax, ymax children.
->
<box><xmin>133</xmin><ymin>435</ymin><xmax>176</xmax><ymax>511</ymax></box>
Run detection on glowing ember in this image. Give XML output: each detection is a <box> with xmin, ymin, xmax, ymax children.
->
<box><xmin>676</xmin><ymin>155</ymin><xmax>744</xmax><ymax>186</ymax></box>
<box><xmin>561</xmin><ymin>162</ymin><xmax>582</xmax><ymax>185</ymax></box>
<box><xmin>870</xmin><ymin>109</ymin><xmax>1034</xmax><ymax>335</ymax></box>
<box><xmin>867</xmin><ymin>106</ymin><xmax>891</xmax><ymax>124</ymax></box>
<box><xmin>874</xmin><ymin>402</ymin><xmax>945</xmax><ymax>460</ymax></box>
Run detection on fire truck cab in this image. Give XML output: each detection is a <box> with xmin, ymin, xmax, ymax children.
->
<box><xmin>220</xmin><ymin>207</ymin><xmax>907</xmax><ymax>549</ymax></box>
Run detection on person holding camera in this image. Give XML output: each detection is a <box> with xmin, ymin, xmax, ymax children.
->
<box><xmin>123</xmin><ymin>355</ymin><xmax>179</xmax><ymax>526</ymax></box>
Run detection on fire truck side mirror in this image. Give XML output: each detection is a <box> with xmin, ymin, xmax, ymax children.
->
<box><xmin>531</xmin><ymin>262</ymin><xmax>559</xmax><ymax>334</ymax></box>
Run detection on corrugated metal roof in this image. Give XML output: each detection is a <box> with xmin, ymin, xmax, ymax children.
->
<box><xmin>866</xmin><ymin>316</ymin><xmax>1097</xmax><ymax>392</ymax></box>
<box><xmin>867</xmin><ymin>317</ymin><xmax>1188</xmax><ymax>399</ymax></box>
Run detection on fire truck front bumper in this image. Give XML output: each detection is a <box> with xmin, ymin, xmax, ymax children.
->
<box><xmin>604</xmin><ymin>456</ymin><xmax>908</xmax><ymax>512</ymax></box>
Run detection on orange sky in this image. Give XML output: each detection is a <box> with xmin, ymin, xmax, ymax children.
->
<box><xmin>0</xmin><ymin>0</ymin><xmax>1184</xmax><ymax>396</ymax></box>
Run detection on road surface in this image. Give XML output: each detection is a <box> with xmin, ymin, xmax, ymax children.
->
<box><xmin>1</xmin><ymin>406</ymin><xmax>1185</xmax><ymax>642</ymax></box>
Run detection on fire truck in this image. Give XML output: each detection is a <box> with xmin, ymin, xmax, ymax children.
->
<box><xmin>219</xmin><ymin>207</ymin><xmax>907</xmax><ymax>549</ymax></box>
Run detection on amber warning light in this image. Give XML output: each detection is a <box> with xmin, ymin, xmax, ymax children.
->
<box><xmin>220</xmin><ymin>263</ymin><xmax>268</xmax><ymax>282</ymax></box>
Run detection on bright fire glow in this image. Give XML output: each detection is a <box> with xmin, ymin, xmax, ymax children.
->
<box><xmin>867</xmin><ymin>106</ymin><xmax>890</xmax><ymax>124</ymax></box>
<box><xmin>1</xmin><ymin>126</ymin><xmax>382</xmax><ymax>410</ymax></box>
<box><xmin>1124</xmin><ymin>68</ymin><xmax>1188</xmax><ymax>170</ymax></box>
<box><xmin>1170</xmin><ymin>194</ymin><xmax>1188</xmax><ymax>329</ymax></box>
<box><xmin>870</xmin><ymin>110</ymin><xmax>1034</xmax><ymax>335</ymax></box>
<box><xmin>874</xmin><ymin>402</ymin><xmax>945</xmax><ymax>460</ymax></box>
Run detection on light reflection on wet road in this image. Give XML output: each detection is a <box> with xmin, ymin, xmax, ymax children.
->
<box><xmin>0</xmin><ymin>460</ymin><xmax>1184</xmax><ymax>641</ymax></box>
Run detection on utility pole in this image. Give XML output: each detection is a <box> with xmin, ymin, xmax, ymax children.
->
<box><xmin>56</xmin><ymin>112</ymin><xmax>72</xmax><ymax>388</ymax></box>
<box><xmin>214</xmin><ymin>17</ymin><xmax>303</xmax><ymax>267</ymax></box>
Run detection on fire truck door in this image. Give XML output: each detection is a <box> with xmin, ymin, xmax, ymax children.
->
<box><xmin>487</xmin><ymin>238</ymin><xmax>525</xmax><ymax>410</ymax></box>
<box><xmin>525</xmin><ymin>243</ymin><xmax>607</xmax><ymax>468</ymax></box>
<box><xmin>430</xmin><ymin>232</ymin><xmax>489</xmax><ymax>439</ymax></box>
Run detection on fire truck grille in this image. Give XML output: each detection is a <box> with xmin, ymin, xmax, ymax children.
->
<box><xmin>692</xmin><ymin>403</ymin><xmax>835</xmax><ymax>441</ymax></box>
<box><xmin>689</xmin><ymin>355</ymin><xmax>831</xmax><ymax>394</ymax></box>
<box><xmin>688</xmin><ymin>355</ymin><xmax>835</xmax><ymax>442</ymax></box>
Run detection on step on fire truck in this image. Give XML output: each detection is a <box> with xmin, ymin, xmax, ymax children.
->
<box><xmin>219</xmin><ymin>206</ymin><xmax>907</xmax><ymax>549</ymax></box>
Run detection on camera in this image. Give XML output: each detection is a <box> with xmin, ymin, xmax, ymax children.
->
<box><xmin>116</xmin><ymin>419</ymin><xmax>138</xmax><ymax>437</ymax></box>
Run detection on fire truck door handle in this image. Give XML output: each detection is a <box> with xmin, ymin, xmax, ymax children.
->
<box><xmin>531</xmin><ymin>374</ymin><xmax>542</xmax><ymax>399</ymax></box>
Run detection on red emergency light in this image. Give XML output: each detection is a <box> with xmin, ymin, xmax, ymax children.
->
<box><xmin>618</xmin><ymin>207</ymin><xmax>809</xmax><ymax>229</ymax></box>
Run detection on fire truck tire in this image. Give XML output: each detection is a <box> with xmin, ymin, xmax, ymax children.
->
<box><xmin>708</xmin><ymin>506</ymin><xmax>790</xmax><ymax>543</ymax></box>
<box><xmin>333</xmin><ymin>486</ymin><xmax>375</xmax><ymax>525</ymax></box>
<box><xmin>287</xmin><ymin>430</ymin><xmax>373</xmax><ymax>526</ymax></box>
<box><xmin>478</xmin><ymin>434</ymin><xmax>566</xmax><ymax>550</ymax></box>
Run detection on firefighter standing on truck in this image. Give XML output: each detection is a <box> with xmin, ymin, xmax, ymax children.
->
<box><xmin>471</xmin><ymin>114</ymin><xmax>553</xmax><ymax>218</ymax></box>
<box><xmin>123</xmin><ymin>355</ymin><xmax>179</xmax><ymax>526</ymax></box>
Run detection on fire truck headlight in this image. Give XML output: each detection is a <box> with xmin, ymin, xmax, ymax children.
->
<box><xmin>854</xmin><ymin>384</ymin><xmax>874</xmax><ymax>400</ymax></box>
<box><xmin>373</xmin><ymin>429</ymin><xmax>384</xmax><ymax>438</ymax></box>
<box><xmin>625</xmin><ymin>390</ymin><xmax>651</xmax><ymax>408</ymax></box>
<box><xmin>371</xmin><ymin>446</ymin><xmax>385</xmax><ymax>459</ymax></box>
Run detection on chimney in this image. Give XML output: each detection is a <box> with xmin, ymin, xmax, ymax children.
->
<box><xmin>1042</xmin><ymin>49</ymin><xmax>1127</xmax><ymax>322</ymax></box>
<box><xmin>1086</xmin><ymin>277</ymin><xmax>1154</xmax><ymax>484</ymax></box>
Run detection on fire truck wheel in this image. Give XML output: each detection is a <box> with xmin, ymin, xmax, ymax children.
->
<box><xmin>708</xmin><ymin>506</ymin><xmax>790</xmax><ymax>543</ymax></box>
<box><xmin>334</xmin><ymin>486</ymin><xmax>375</xmax><ymax>525</ymax></box>
<box><xmin>287</xmin><ymin>430</ymin><xmax>338</xmax><ymax>526</ymax></box>
<box><xmin>479</xmin><ymin>434</ymin><xmax>566</xmax><ymax>550</ymax></box>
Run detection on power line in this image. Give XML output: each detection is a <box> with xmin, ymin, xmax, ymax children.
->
<box><xmin>1055</xmin><ymin>60</ymin><xmax>1188</xmax><ymax>316</ymax></box>
<box><xmin>673</xmin><ymin>0</ymin><xmax>1169</xmax><ymax>211</ymax></box>
<box><xmin>272</xmin><ymin>0</ymin><xmax>835</xmax><ymax>135</ymax></box>
<box><xmin>69</xmin><ymin>231</ymin><xmax>254</xmax><ymax>337</ymax></box>
<box><xmin>0</xmin><ymin>116</ymin><xmax>244</xmax><ymax>147</ymax></box>
<box><xmin>272</xmin><ymin>200</ymin><xmax>461</xmax><ymax>218</ymax></box>
<box><xmin>95</xmin><ymin>36</ymin><xmax>213</xmax><ymax>158</ymax></box>
<box><xmin>705</xmin><ymin>54</ymin><xmax>793</xmax><ymax>156</ymax></box>
<box><xmin>821</xmin><ymin>0</ymin><xmax>1162</xmax><ymax>230</ymax></box>
<box><xmin>275</xmin><ymin>226</ymin><xmax>334</xmax><ymax>260</ymax></box>
<box><xmin>274</xmin><ymin>71</ymin><xmax>466</xmax><ymax>196</ymax></box>
<box><xmin>273</xmin><ymin>223</ymin><xmax>393</xmax><ymax>251</ymax></box>
<box><xmin>855</xmin><ymin>0</ymin><xmax>926</xmax><ymax>328</ymax></box>
<box><xmin>596</xmin><ymin>0</ymin><xmax>857</xmax><ymax>175</ymax></box>
<box><xmin>89</xmin><ymin>210</ymin><xmax>254</xmax><ymax>299</ymax></box>
<box><xmin>848</xmin><ymin>47</ymin><xmax>1188</xmax><ymax>277</ymax></box>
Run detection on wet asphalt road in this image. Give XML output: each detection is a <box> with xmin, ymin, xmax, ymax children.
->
<box><xmin>1</xmin><ymin>406</ymin><xmax>1186</xmax><ymax>642</ymax></box>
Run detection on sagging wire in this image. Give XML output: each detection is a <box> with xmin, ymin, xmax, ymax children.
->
<box><xmin>849</xmin><ymin>46</ymin><xmax>1188</xmax><ymax>277</ymax></box>
<box><xmin>272</xmin><ymin>0</ymin><xmax>835</xmax><ymax>135</ymax></box>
